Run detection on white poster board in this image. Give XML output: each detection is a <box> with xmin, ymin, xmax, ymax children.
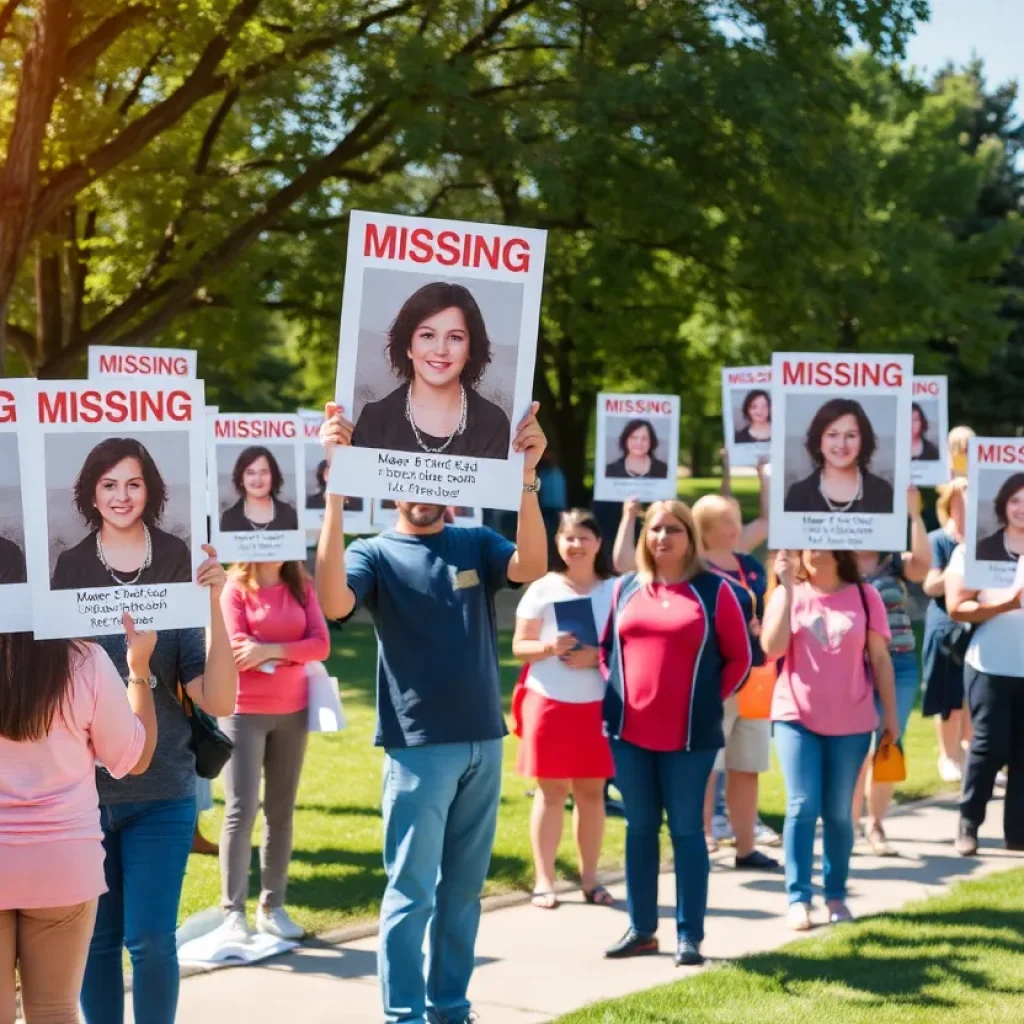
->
<box><xmin>721</xmin><ymin>366</ymin><xmax>772</xmax><ymax>468</ymax></box>
<box><xmin>0</xmin><ymin>382</ymin><xmax>32</xmax><ymax>631</ymax></box>
<box><xmin>768</xmin><ymin>353</ymin><xmax>912</xmax><ymax>551</ymax></box>
<box><xmin>447</xmin><ymin>506</ymin><xmax>482</xmax><ymax>528</ymax></box>
<box><xmin>964</xmin><ymin>437</ymin><xmax>1024</xmax><ymax>589</ymax></box>
<box><xmin>330</xmin><ymin>210</ymin><xmax>547</xmax><ymax>511</ymax></box>
<box><xmin>593</xmin><ymin>393</ymin><xmax>680</xmax><ymax>503</ymax></box>
<box><xmin>208</xmin><ymin>413</ymin><xmax>305</xmax><ymax>563</ymax></box>
<box><xmin>205</xmin><ymin>406</ymin><xmax>218</xmax><ymax>532</ymax></box>
<box><xmin>88</xmin><ymin>345</ymin><xmax>196</xmax><ymax>379</ymax></box>
<box><xmin>910</xmin><ymin>376</ymin><xmax>950</xmax><ymax>486</ymax></box>
<box><xmin>21</xmin><ymin>380</ymin><xmax>209</xmax><ymax>639</ymax></box>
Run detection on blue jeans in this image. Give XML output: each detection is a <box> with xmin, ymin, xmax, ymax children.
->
<box><xmin>379</xmin><ymin>740</ymin><xmax>503</xmax><ymax>1024</ymax></box>
<box><xmin>874</xmin><ymin>650</ymin><xmax>919</xmax><ymax>747</ymax></box>
<box><xmin>81</xmin><ymin>797</ymin><xmax>197</xmax><ymax>1024</ymax></box>
<box><xmin>612</xmin><ymin>739</ymin><xmax>717</xmax><ymax>943</ymax></box>
<box><xmin>774</xmin><ymin>723</ymin><xmax>871</xmax><ymax>905</ymax></box>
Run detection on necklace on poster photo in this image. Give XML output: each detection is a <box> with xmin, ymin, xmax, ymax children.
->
<box><xmin>243</xmin><ymin>498</ymin><xmax>275</xmax><ymax>531</ymax></box>
<box><xmin>405</xmin><ymin>382</ymin><xmax>468</xmax><ymax>454</ymax></box>
<box><xmin>819</xmin><ymin>469</ymin><xmax>863</xmax><ymax>513</ymax></box>
<box><xmin>96</xmin><ymin>523</ymin><xmax>153</xmax><ymax>586</ymax></box>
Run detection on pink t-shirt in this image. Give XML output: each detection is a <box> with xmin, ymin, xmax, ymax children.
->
<box><xmin>221</xmin><ymin>579</ymin><xmax>331</xmax><ymax>715</ymax></box>
<box><xmin>0</xmin><ymin>643</ymin><xmax>146</xmax><ymax>908</ymax></box>
<box><xmin>769</xmin><ymin>581</ymin><xmax>890</xmax><ymax>736</ymax></box>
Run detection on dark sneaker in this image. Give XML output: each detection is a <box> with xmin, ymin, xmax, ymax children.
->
<box><xmin>675</xmin><ymin>937</ymin><xmax>704</xmax><ymax>967</ymax></box>
<box><xmin>735</xmin><ymin>850</ymin><xmax>781</xmax><ymax>871</ymax></box>
<box><xmin>955</xmin><ymin>819</ymin><xmax>978</xmax><ymax>857</ymax></box>
<box><xmin>604</xmin><ymin>928</ymin><xmax>659</xmax><ymax>959</ymax></box>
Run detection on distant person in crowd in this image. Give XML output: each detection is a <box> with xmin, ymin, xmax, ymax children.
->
<box><xmin>218</xmin><ymin>560</ymin><xmax>330</xmax><ymax>942</ymax></box>
<box><xmin>81</xmin><ymin>547</ymin><xmax>237</xmax><ymax>1024</ymax></box>
<box><xmin>192</xmin><ymin>777</ymin><xmax>218</xmax><ymax>856</ymax></box>
<box><xmin>910</xmin><ymin>402</ymin><xmax>940</xmax><ymax>462</ymax></box>
<box><xmin>948</xmin><ymin>424</ymin><xmax>975</xmax><ymax>480</ymax></box>
<box><xmin>306</xmin><ymin>459</ymin><xmax>329</xmax><ymax>510</ymax></box>
<box><xmin>351</xmin><ymin>282</ymin><xmax>512</xmax><ymax>460</ymax></box>
<box><xmin>51</xmin><ymin>437</ymin><xmax>192</xmax><ymax>591</ymax></box>
<box><xmin>316</xmin><ymin>399</ymin><xmax>548</xmax><ymax>1024</ymax></box>
<box><xmin>851</xmin><ymin>486</ymin><xmax>932</xmax><ymax>856</ymax></box>
<box><xmin>974</xmin><ymin>472</ymin><xmax>1024</xmax><ymax>562</ymax></box>
<box><xmin>734</xmin><ymin>389</ymin><xmax>771</xmax><ymax>445</ymax></box>
<box><xmin>922</xmin><ymin>479</ymin><xmax>972</xmax><ymax>782</ymax></box>
<box><xmin>945</xmin><ymin>530</ymin><xmax>1024</xmax><ymax>856</ymax></box>
<box><xmin>0</xmin><ymin>625</ymin><xmax>156</xmax><ymax>1023</ymax></box>
<box><xmin>784</xmin><ymin>398</ymin><xmax>895</xmax><ymax>515</ymax></box>
<box><xmin>600</xmin><ymin>500</ymin><xmax>751</xmax><ymax>967</ymax></box>
<box><xmin>512</xmin><ymin>509</ymin><xmax>617</xmax><ymax>911</ymax></box>
<box><xmin>220</xmin><ymin>446</ymin><xmax>299</xmax><ymax>533</ymax></box>
<box><xmin>761</xmin><ymin>549</ymin><xmax>899</xmax><ymax>930</ymax></box>
<box><xmin>0</xmin><ymin>534</ymin><xmax>26</xmax><ymax>585</ymax></box>
<box><xmin>605</xmin><ymin>419</ymin><xmax>669</xmax><ymax>480</ymax></box>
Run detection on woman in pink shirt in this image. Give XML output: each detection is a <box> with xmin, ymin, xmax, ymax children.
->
<box><xmin>218</xmin><ymin>560</ymin><xmax>330</xmax><ymax>942</ymax></box>
<box><xmin>761</xmin><ymin>550</ymin><xmax>899</xmax><ymax>931</ymax></box>
<box><xmin>0</xmin><ymin>618</ymin><xmax>156</xmax><ymax>1023</ymax></box>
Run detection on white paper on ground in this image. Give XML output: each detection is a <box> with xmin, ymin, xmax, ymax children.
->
<box><xmin>307</xmin><ymin>662</ymin><xmax>346</xmax><ymax>733</ymax></box>
<box><xmin>176</xmin><ymin>908</ymin><xmax>297</xmax><ymax>966</ymax></box>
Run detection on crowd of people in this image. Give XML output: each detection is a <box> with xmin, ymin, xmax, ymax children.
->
<box><xmin>1</xmin><ymin>400</ymin><xmax>1020</xmax><ymax>1024</ymax></box>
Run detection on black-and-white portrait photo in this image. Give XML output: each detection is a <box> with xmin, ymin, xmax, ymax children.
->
<box><xmin>0</xmin><ymin>433</ymin><xmax>27</xmax><ymax>586</ymax></box>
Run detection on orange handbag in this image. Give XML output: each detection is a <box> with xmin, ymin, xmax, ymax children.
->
<box><xmin>872</xmin><ymin>733</ymin><xmax>907</xmax><ymax>783</ymax></box>
<box><xmin>736</xmin><ymin>663</ymin><xmax>777</xmax><ymax>720</ymax></box>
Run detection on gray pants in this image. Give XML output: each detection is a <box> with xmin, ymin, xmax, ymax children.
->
<box><xmin>219</xmin><ymin>710</ymin><xmax>309</xmax><ymax>912</ymax></box>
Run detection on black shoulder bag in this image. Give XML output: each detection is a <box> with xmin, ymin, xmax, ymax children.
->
<box><xmin>177</xmin><ymin>683</ymin><xmax>234</xmax><ymax>779</ymax></box>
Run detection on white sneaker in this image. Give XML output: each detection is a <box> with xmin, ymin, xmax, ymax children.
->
<box><xmin>754</xmin><ymin>819</ymin><xmax>782</xmax><ymax>847</ymax></box>
<box><xmin>257</xmin><ymin>904</ymin><xmax>304</xmax><ymax>940</ymax></box>
<box><xmin>995</xmin><ymin>769</ymin><xmax>1009</xmax><ymax>789</ymax></box>
<box><xmin>711</xmin><ymin>813</ymin><xmax>735</xmax><ymax>843</ymax></box>
<box><xmin>787</xmin><ymin>902</ymin><xmax>813</xmax><ymax>931</ymax></box>
<box><xmin>938</xmin><ymin>756</ymin><xmax>963</xmax><ymax>783</ymax></box>
<box><xmin>221</xmin><ymin>910</ymin><xmax>252</xmax><ymax>944</ymax></box>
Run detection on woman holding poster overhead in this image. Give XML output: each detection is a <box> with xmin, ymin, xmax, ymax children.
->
<box><xmin>974</xmin><ymin>472</ymin><xmax>1024</xmax><ymax>562</ymax></box>
<box><xmin>350</xmin><ymin>281</ymin><xmax>512</xmax><ymax>459</ymax></box>
<box><xmin>50</xmin><ymin>437</ymin><xmax>192</xmax><ymax>591</ymax></box>
<box><xmin>605</xmin><ymin>420</ymin><xmax>669</xmax><ymax>480</ymax></box>
<box><xmin>784</xmin><ymin>398</ymin><xmax>895</xmax><ymax>515</ymax></box>
<box><xmin>220</xmin><ymin>446</ymin><xmax>300</xmax><ymax>533</ymax></box>
<box><xmin>512</xmin><ymin>510</ymin><xmax>617</xmax><ymax>912</ymax></box>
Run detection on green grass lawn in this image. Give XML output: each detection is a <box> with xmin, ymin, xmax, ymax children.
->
<box><xmin>679</xmin><ymin>475</ymin><xmax>762</xmax><ymax>523</ymax></box>
<box><xmin>553</xmin><ymin>868</ymin><xmax>1024</xmax><ymax>1023</ymax></box>
<box><xmin>179</xmin><ymin>623</ymin><xmax>952</xmax><ymax>936</ymax></box>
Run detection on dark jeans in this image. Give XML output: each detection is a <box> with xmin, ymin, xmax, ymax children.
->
<box><xmin>961</xmin><ymin>667</ymin><xmax>1024</xmax><ymax>843</ymax></box>
<box><xmin>612</xmin><ymin>739</ymin><xmax>717</xmax><ymax>944</ymax></box>
<box><xmin>81</xmin><ymin>796</ymin><xmax>197</xmax><ymax>1024</ymax></box>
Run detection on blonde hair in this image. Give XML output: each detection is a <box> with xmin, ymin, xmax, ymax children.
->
<box><xmin>635</xmin><ymin>499</ymin><xmax>703</xmax><ymax>581</ymax></box>
<box><xmin>228</xmin><ymin>561</ymin><xmax>310</xmax><ymax>607</ymax></box>
<box><xmin>691</xmin><ymin>494</ymin><xmax>741</xmax><ymax>549</ymax></box>
<box><xmin>947</xmin><ymin>424</ymin><xmax>975</xmax><ymax>457</ymax></box>
<box><xmin>935</xmin><ymin>477</ymin><xmax>968</xmax><ymax>527</ymax></box>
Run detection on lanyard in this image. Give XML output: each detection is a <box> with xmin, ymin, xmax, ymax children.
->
<box><xmin>705</xmin><ymin>560</ymin><xmax>761</xmax><ymax>626</ymax></box>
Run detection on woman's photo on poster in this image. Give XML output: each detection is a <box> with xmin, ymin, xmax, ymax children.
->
<box><xmin>974</xmin><ymin>470</ymin><xmax>1024</xmax><ymax>563</ymax></box>
<box><xmin>604</xmin><ymin>418</ymin><xmax>670</xmax><ymax>480</ymax></box>
<box><xmin>733</xmin><ymin>388</ymin><xmax>772</xmax><ymax>445</ymax></box>
<box><xmin>218</xmin><ymin>445</ymin><xmax>299</xmax><ymax>533</ymax></box>
<box><xmin>306</xmin><ymin>451</ymin><xmax>328</xmax><ymax>510</ymax></box>
<box><xmin>911</xmin><ymin>401</ymin><xmax>941</xmax><ymax>462</ymax></box>
<box><xmin>0</xmin><ymin>434</ymin><xmax>27</xmax><ymax>586</ymax></box>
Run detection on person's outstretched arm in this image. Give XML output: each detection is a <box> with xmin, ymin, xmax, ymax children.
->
<box><xmin>507</xmin><ymin>402</ymin><xmax>549</xmax><ymax>584</ymax></box>
<box><xmin>613</xmin><ymin>498</ymin><xmax>641</xmax><ymax>573</ymax></box>
<box><xmin>739</xmin><ymin>458</ymin><xmax>770</xmax><ymax>553</ymax></box>
<box><xmin>315</xmin><ymin>403</ymin><xmax>357</xmax><ymax>620</ymax></box>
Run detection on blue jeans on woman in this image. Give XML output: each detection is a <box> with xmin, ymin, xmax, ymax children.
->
<box><xmin>774</xmin><ymin>723</ymin><xmax>871</xmax><ymax>906</ymax></box>
<box><xmin>81</xmin><ymin>797</ymin><xmax>197</xmax><ymax>1024</ymax></box>
<box><xmin>612</xmin><ymin>739</ymin><xmax>717</xmax><ymax>943</ymax></box>
<box><xmin>875</xmin><ymin>650</ymin><xmax>919</xmax><ymax>746</ymax></box>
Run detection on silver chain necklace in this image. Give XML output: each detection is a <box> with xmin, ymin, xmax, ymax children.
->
<box><xmin>819</xmin><ymin>470</ymin><xmax>862</xmax><ymax>512</ymax></box>
<box><xmin>243</xmin><ymin>498</ymin><xmax>275</xmax><ymax>531</ymax></box>
<box><xmin>626</xmin><ymin>457</ymin><xmax>651</xmax><ymax>478</ymax></box>
<box><xmin>96</xmin><ymin>524</ymin><xmax>152</xmax><ymax>585</ymax></box>
<box><xmin>405</xmin><ymin>383</ymin><xmax>467</xmax><ymax>454</ymax></box>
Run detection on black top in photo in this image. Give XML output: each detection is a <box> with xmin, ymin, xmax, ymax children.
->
<box><xmin>975</xmin><ymin>528</ymin><xmax>1017</xmax><ymax>563</ymax></box>
<box><xmin>306</xmin><ymin>491</ymin><xmax>326</xmax><ymax>510</ymax></box>
<box><xmin>604</xmin><ymin>455</ymin><xmax>670</xmax><ymax>480</ymax></box>
<box><xmin>0</xmin><ymin>535</ymin><xmax>27</xmax><ymax>585</ymax></box>
<box><xmin>51</xmin><ymin>525</ymin><xmax>192</xmax><ymax>591</ymax></box>
<box><xmin>220</xmin><ymin>499</ymin><xmax>299</xmax><ymax>533</ymax></box>
<box><xmin>734</xmin><ymin>426</ymin><xmax>770</xmax><ymax>445</ymax></box>
<box><xmin>351</xmin><ymin>385</ymin><xmax>512</xmax><ymax>460</ymax></box>
<box><xmin>784</xmin><ymin>469</ymin><xmax>895</xmax><ymax>515</ymax></box>
<box><xmin>913</xmin><ymin>438</ymin><xmax>941</xmax><ymax>462</ymax></box>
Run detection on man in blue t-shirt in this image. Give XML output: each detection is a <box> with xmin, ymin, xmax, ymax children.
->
<box><xmin>315</xmin><ymin>401</ymin><xmax>548</xmax><ymax>1024</ymax></box>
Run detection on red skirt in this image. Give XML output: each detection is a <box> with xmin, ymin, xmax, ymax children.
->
<box><xmin>514</xmin><ymin>686</ymin><xmax>614</xmax><ymax>780</ymax></box>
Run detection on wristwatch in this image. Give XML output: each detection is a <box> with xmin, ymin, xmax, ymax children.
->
<box><xmin>523</xmin><ymin>475</ymin><xmax>542</xmax><ymax>495</ymax></box>
<box><xmin>126</xmin><ymin>674</ymin><xmax>158</xmax><ymax>690</ymax></box>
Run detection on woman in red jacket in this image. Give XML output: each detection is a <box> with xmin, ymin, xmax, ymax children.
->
<box><xmin>600</xmin><ymin>500</ymin><xmax>751</xmax><ymax>967</ymax></box>
<box><xmin>218</xmin><ymin>560</ymin><xmax>330</xmax><ymax>943</ymax></box>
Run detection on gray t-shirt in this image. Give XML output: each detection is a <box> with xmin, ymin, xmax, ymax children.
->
<box><xmin>94</xmin><ymin>629</ymin><xmax>206</xmax><ymax>805</ymax></box>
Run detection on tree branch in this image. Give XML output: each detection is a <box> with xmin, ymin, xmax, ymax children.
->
<box><xmin>454</xmin><ymin>0</ymin><xmax>536</xmax><ymax>59</ymax></box>
<box><xmin>116</xmin><ymin>45</ymin><xmax>163</xmax><ymax>116</ymax></box>
<box><xmin>63</xmin><ymin>5</ymin><xmax>146</xmax><ymax>82</ymax></box>
<box><xmin>0</xmin><ymin>0</ymin><xmax>20</xmax><ymax>47</ymax></box>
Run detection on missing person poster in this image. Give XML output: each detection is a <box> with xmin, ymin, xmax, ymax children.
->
<box><xmin>20</xmin><ymin>380</ymin><xmax>209</xmax><ymax>639</ymax></box>
<box><xmin>0</xmin><ymin>382</ymin><xmax>32</xmax><ymax>632</ymax></box>
<box><xmin>768</xmin><ymin>353</ymin><xmax>913</xmax><ymax>551</ymax></box>
<box><xmin>330</xmin><ymin>210</ymin><xmax>548</xmax><ymax>511</ymax></box>
<box><xmin>910</xmin><ymin>376</ymin><xmax>949</xmax><ymax>486</ymax></box>
<box><xmin>593</xmin><ymin>393</ymin><xmax>680</xmax><ymax>503</ymax></box>
<box><xmin>88</xmin><ymin>345</ymin><xmax>197</xmax><ymax>380</ymax></box>
<box><xmin>209</xmin><ymin>413</ymin><xmax>306</xmax><ymax>563</ymax></box>
<box><xmin>721</xmin><ymin>366</ymin><xmax>771</xmax><ymax>468</ymax></box>
<box><xmin>964</xmin><ymin>437</ymin><xmax>1024</xmax><ymax>589</ymax></box>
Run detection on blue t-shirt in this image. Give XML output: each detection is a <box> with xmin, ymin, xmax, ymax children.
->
<box><xmin>346</xmin><ymin>526</ymin><xmax>517</xmax><ymax>748</ymax></box>
<box><xmin>708</xmin><ymin>553</ymin><xmax>768</xmax><ymax>666</ymax></box>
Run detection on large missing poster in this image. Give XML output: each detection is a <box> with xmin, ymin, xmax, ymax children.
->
<box><xmin>329</xmin><ymin>210</ymin><xmax>547</xmax><ymax>511</ymax></box>
<box><xmin>0</xmin><ymin>382</ymin><xmax>32</xmax><ymax>632</ymax></box>
<box><xmin>209</xmin><ymin>413</ymin><xmax>305</xmax><ymax>563</ymax></box>
<box><xmin>910</xmin><ymin>376</ymin><xmax>949</xmax><ymax>486</ymax></box>
<box><xmin>721</xmin><ymin>366</ymin><xmax>771</xmax><ymax>468</ymax></box>
<box><xmin>964</xmin><ymin>437</ymin><xmax>1024</xmax><ymax>589</ymax></box>
<box><xmin>768</xmin><ymin>353</ymin><xmax>913</xmax><ymax>551</ymax></box>
<box><xmin>88</xmin><ymin>345</ymin><xmax>197</xmax><ymax>380</ymax></box>
<box><xmin>593</xmin><ymin>393</ymin><xmax>680</xmax><ymax>503</ymax></box>
<box><xmin>20</xmin><ymin>380</ymin><xmax>209</xmax><ymax>639</ymax></box>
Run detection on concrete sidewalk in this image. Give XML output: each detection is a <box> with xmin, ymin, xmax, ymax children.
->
<box><xmin>140</xmin><ymin>796</ymin><xmax>1020</xmax><ymax>1023</ymax></box>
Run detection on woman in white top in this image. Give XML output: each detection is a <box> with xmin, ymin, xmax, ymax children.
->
<box><xmin>945</xmin><ymin>542</ymin><xmax>1024</xmax><ymax>855</ymax></box>
<box><xmin>513</xmin><ymin>509</ymin><xmax>617</xmax><ymax>909</ymax></box>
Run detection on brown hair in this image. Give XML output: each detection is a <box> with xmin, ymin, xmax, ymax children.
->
<box><xmin>793</xmin><ymin>550</ymin><xmax>862</xmax><ymax>586</ymax></box>
<box><xmin>0</xmin><ymin>635</ymin><xmax>86</xmax><ymax>742</ymax></box>
<box><xmin>552</xmin><ymin>508</ymin><xmax>614</xmax><ymax>579</ymax></box>
<box><xmin>229</xmin><ymin>561</ymin><xmax>310</xmax><ymax>606</ymax></box>
<box><xmin>636</xmin><ymin>500</ymin><xmax>702</xmax><ymax>582</ymax></box>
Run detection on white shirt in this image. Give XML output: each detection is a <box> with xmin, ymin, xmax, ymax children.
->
<box><xmin>515</xmin><ymin>574</ymin><xmax>616</xmax><ymax>703</ymax></box>
<box><xmin>947</xmin><ymin>545</ymin><xmax>1024</xmax><ymax>678</ymax></box>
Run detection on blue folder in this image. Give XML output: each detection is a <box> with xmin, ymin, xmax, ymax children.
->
<box><xmin>553</xmin><ymin>597</ymin><xmax>599</xmax><ymax>648</ymax></box>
